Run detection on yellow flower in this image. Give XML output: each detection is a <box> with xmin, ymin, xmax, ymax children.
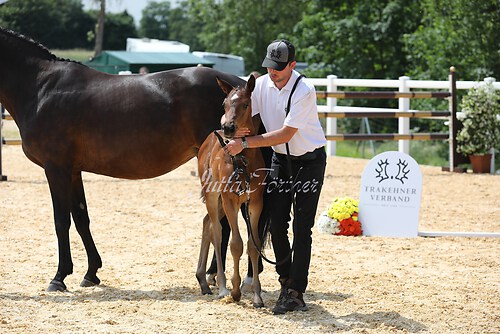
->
<box><xmin>327</xmin><ymin>197</ymin><xmax>359</xmax><ymax>221</ymax></box>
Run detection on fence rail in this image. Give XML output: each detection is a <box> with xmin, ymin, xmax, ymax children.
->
<box><xmin>319</xmin><ymin>111</ymin><xmax>451</xmax><ymax>119</ymax></box>
<box><xmin>316</xmin><ymin>91</ymin><xmax>451</xmax><ymax>99</ymax></box>
<box><xmin>326</xmin><ymin>133</ymin><xmax>449</xmax><ymax>141</ymax></box>
<box><xmin>1</xmin><ymin>138</ymin><xmax>21</xmax><ymax>145</ymax></box>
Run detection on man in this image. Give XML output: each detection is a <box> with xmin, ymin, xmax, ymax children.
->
<box><xmin>224</xmin><ymin>39</ymin><xmax>327</xmax><ymax>314</ymax></box>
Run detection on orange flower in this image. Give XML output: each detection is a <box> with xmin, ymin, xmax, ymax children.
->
<box><xmin>336</xmin><ymin>217</ymin><xmax>362</xmax><ymax>236</ymax></box>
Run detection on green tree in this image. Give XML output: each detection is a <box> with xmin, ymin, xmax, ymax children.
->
<box><xmin>0</xmin><ymin>0</ymin><xmax>93</xmax><ymax>49</ymax></box>
<box><xmin>405</xmin><ymin>0</ymin><xmax>500</xmax><ymax>81</ymax></box>
<box><xmin>294</xmin><ymin>0</ymin><xmax>423</xmax><ymax>135</ymax></box>
<box><xmin>183</xmin><ymin>0</ymin><xmax>306</xmax><ymax>73</ymax></box>
<box><xmin>87</xmin><ymin>9</ymin><xmax>137</xmax><ymax>51</ymax></box>
<box><xmin>102</xmin><ymin>10</ymin><xmax>138</xmax><ymax>50</ymax></box>
<box><xmin>167</xmin><ymin>2</ymin><xmax>204</xmax><ymax>51</ymax></box>
<box><xmin>139</xmin><ymin>1</ymin><xmax>171</xmax><ymax>40</ymax></box>
<box><xmin>295</xmin><ymin>0</ymin><xmax>422</xmax><ymax>79</ymax></box>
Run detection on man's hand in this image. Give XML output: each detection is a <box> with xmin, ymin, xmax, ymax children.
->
<box><xmin>224</xmin><ymin>138</ymin><xmax>244</xmax><ymax>156</ymax></box>
<box><xmin>234</xmin><ymin>128</ymin><xmax>250</xmax><ymax>138</ymax></box>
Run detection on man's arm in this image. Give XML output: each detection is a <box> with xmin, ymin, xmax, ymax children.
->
<box><xmin>224</xmin><ymin>126</ymin><xmax>297</xmax><ymax>156</ymax></box>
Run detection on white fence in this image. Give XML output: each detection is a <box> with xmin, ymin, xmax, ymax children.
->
<box><xmin>304</xmin><ymin>73</ymin><xmax>499</xmax><ymax>157</ymax></box>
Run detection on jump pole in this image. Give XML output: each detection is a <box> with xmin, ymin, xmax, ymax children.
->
<box><xmin>418</xmin><ymin>231</ymin><xmax>500</xmax><ymax>238</ymax></box>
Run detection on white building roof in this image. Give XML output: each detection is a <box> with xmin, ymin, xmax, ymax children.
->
<box><xmin>126</xmin><ymin>38</ymin><xmax>190</xmax><ymax>53</ymax></box>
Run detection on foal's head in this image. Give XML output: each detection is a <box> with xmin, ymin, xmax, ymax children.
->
<box><xmin>217</xmin><ymin>75</ymin><xmax>256</xmax><ymax>138</ymax></box>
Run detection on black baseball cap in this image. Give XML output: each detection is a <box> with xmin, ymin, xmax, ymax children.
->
<box><xmin>261</xmin><ymin>39</ymin><xmax>295</xmax><ymax>71</ymax></box>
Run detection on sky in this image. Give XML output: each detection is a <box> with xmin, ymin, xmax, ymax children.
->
<box><xmin>81</xmin><ymin>0</ymin><xmax>180</xmax><ymax>25</ymax></box>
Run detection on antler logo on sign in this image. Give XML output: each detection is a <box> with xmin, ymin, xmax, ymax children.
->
<box><xmin>359</xmin><ymin>151</ymin><xmax>422</xmax><ymax>237</ymax></box>
<box><xmin>375</xmin><ymin>158</ymin><xmax>410</xmax><ymax>184</ymax></box>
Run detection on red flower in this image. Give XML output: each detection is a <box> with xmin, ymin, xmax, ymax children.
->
<box><xmin>336</xmin><ymin>216</ymin><xmax>362</xmax><ymax>236</ymax></box>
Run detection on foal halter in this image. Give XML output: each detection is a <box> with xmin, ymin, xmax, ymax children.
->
<box><xmin>213</xmin><ymin>130</ymin><xmax>250</xmax><ymax>197</ymax></box>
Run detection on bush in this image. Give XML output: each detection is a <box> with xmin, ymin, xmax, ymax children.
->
<box><xmin>456</xmin><ymin>80</ymin><xmax>500</xmax><ymax>156</ymax></box>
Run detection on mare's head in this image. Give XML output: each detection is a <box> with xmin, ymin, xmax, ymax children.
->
<box><xmin>217</xmin><ymin>74</ymin><xmax>256</xmax><ymax>138</ymax></box>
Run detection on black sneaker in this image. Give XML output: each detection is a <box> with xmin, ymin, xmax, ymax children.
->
<box><xmin>276</xmin><ymin>284</ymin><xmax>288</xmax><ymax>303</ymax></box>
<box><xmin>272</xmin><ymin>279</ymin><xmax>288</xmax><ymax>314</ymax></box>
<box><xmin>272</xmin><ymin>289</ymin><xmax>309</xmax><ymax>314</ymax></box>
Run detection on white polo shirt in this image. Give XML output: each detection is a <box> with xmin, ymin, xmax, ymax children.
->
<box><xmin>251</xmin><ymin>70</ymin><xmax>327</xmax><ymax>156</ymax></box>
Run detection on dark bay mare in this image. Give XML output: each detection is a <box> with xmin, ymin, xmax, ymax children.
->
<box><xmin>0</xmin><ymin>27</ymin><xmax>246</xmax><ymax>291</ymax></box>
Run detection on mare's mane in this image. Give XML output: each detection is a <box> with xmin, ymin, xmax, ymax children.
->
<box><xmin>0</xmin><ymin>27</ymin><xmax>79</xmax><ymax>64</ymax></box>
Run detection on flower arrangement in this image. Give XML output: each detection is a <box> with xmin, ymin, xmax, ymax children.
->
<box><xmin>317</xmin><ymin>197</ymin><xmax>362</xmax><ymax>236</ymax></box>
<box><xmin>456</xmin><ymin>80</ymin><xmax>500</xmax><ymax>156</ymax></box>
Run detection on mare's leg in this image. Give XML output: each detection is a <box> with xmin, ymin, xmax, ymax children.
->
<box><xmin>196</xmin><ymin>214</ymin><xmax>213</xmax><ymax>295</ymax></box>
<box><xmin>70</xmin><ymin>172</ymin><xmax>102</xmax><ymax>287</ymax></box>
<box><xmin>45</xmin><ymin>165</ymin><xmax>73</xmax><ymax>292</ymax></box>
<box><xmin>247</xmin><ymin>201</ymin><xmax>264</xmax><ymax>307</ymax></box>
<box><xmin>222</xmin><ymin>200</ymin><xmax>243</xmax><ymax>302</ymax></box>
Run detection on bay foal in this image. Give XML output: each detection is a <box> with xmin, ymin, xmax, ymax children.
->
<box><xmin>196</xmin><ymin>75</ymin><xmax>266</xmax><ymax>307</ymax></box>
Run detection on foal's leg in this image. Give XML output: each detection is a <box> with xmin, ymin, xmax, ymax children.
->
<box><xmin>44</xmin><ymin>164</ymin><xmax>73</xmax><ymax>292</ymax></box>
<box><xmin>70</xmin><ymin>172</ymin><xmax>103</xmax><ymax>287</ymax></box>
<box><xmin>222</xmin><ymin>199</ymin><xmax>243</xmax><ymax>302</ymax></box>
<box><xmin>207</xmin><ymin>198</ymin><xmax>230</xmax><ymax>298</ymax></box>
<box><xmin>247</xmin><ymin>201</ymin><xmax>264</xmax><ymax>307</ymax></box>
<box><xmin>195</xmin><ymin>214</ymin><xmax>212</xmax><ymax>295</ymax></box>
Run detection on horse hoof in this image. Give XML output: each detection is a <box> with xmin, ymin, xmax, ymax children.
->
<box><xmin>231</xmin><ymin>291</ymin><xmax>242</xmax><ymax>302</ymax></box>
<box><xmin>80</xmin><ymin>274</ymin><xmax>100</xmax><ymax>287</ymax></box>
<box><xmin>201</xmin><ymin>286</ymin><xmax>213</xmax><ymax>295</ymax></box>
<box><xmin>253</xmin><ymin>301</ymin><xmax>264</xmax><ymax>308</ymax></box>
<box><xmin>240</xmin><ymin>276</ymin><xmax>253</xmax><ymax>293</ymax></box>
<box><xmin>206</xmin><ymin>273</ymin><xmax>216</xmax><ymax>286</ymax></box>
<box><xmin>80</xmin><ymin>278</ymin><xmax>98</xmax><ymax>287</ymax></box>
<box><xmin>218</xmin><ymin>289</ymin><xmax>231</xmax><ymax>299</ymax></box>
<box><xmin>47</xmin><ymin>280</ymin><xmax>66</xmax><ymax>292</ymax></box>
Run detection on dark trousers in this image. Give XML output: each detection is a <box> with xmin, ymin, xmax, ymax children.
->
<box><xmin>269</xmin><ymin>147</ymin><xmax>326</xmax><ymax>293</ymax></box>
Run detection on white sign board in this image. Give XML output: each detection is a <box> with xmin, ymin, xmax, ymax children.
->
<box><xmin>359</xmin><ymin>151</ymin><xmax>422</xmax><ymax>237</ymax></box>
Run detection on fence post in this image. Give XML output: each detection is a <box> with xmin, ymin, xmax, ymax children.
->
<box><xmin>448</xmin><ymin>67</ymin><xmax>458</xmax><ymax>172</ymax></box>
<box><xmin>398</xmin><ymin>76</ymin><xmax>410</xmax><ymax>154</ymax></box>
<box><xmin>484</xmin><ymin>77</ymin><xmax>496</xmax><ymax>173</ymax></box>
<box><xmin>0</xmin><ymin>104</ymin><xmax>6</xmax><ymax>181</ymax></box>
<box><xmin>326</xmin><ymin>74</ymin><xmax>337</xmax><ymax>156</ymax></box>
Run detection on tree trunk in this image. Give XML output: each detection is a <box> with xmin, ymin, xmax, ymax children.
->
<box><xmin>93</xmin><ymin>0</ymin><xmax>106</xmax><ymax>57</ymax></box>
